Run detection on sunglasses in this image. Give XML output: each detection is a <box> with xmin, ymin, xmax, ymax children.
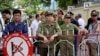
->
<box><xmin>65</xmin><ymin>17</ymin><xmax>71</xmax><ymax>19</ymax></box>
<box><xmin>92</xmin><ymin>15</ymin><xmax>97</xmax><ymax>17</ymax></box>
<box><xmin>58</xmin><ymin>13</ymin><xmax>63</xmax><ymax>14</ymax></box>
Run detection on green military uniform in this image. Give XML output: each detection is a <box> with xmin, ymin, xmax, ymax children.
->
<box><xmin>41</xmin><ymin>18</ymin><xmax>46</xmax><ymax>23</ymax></box>
<box><xmin>60</xmin><ymin>23</ymin><xmax>79</xmax><ymax>56</ymax></box>
<box><xmin>55</xmin><ymin>18</ymin><xmax>65</xmax><ymax>56</ymax></box>
<box><xmin>57</xmin><ymin>18</ymin><xmax>65</xmax><ymax>26</ymax></box>
<box><xmin>37</xmin><ymin>21</ymin><xmax>61</xmax><ymax>56</ymax></box>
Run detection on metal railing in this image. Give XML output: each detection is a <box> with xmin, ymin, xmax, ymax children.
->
<box><xmin>1</xmin><ymin>33</ymin><xmax>100</xmax><ymax>56</ymax></box>
<box><xmin>33</xmin><ymin>40</ymin><xmax>50</xmax><ymax>56</ymax></box>
<box><xmin>54</xmin><ymin>40</ymin><xmax>75</xmax><ymax>56</ymax></box>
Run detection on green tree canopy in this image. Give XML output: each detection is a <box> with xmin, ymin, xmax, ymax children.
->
<box><xmin>15</xmin><ymin>0</ymin><xmax>41</xmax><ymax>14</ymax></box>
<box><xmin>0</xmin><ymin>0</ymin><xmax>13</xmax><ymax>10</ymax></box>
<box><xmin>56</xmin><ymin>0</ymin><xmax>73</xmax><ymax>9</ymax></box>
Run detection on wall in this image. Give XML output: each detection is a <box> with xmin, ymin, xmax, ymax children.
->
<box><xmin>67</xmin><ymin>3</ymin><xmax>100</xmax><ymax>23</ymax></box>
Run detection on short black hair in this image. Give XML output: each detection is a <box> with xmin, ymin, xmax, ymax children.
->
<box><xmin>77</xmin><ymin>14</ymin><xmax>82</xmax><ymax>18</ymax></box>
<box><xmin>13</xmin><ymin>9</ymin><xmax>21</xmax><ymax>15</ymax></box>
<box><xmin>2</xmin><ymin>9</ymin><xmax>11</xmax><ymax>15</ymax></box>
<box><xmin>57</xmin><ymin>9</ymin><xmax>64</xmax><ymax>15</ymax></box>
<box><xmin>45</xmin><ymin>12</ymin><xmax>53</xmax><ymax>17</ymax></box>
<box><xmin>29</xmin><ymin>15</ymin><xmax>33</xmax><ymax>18</ymax></box>
<box><xmin>35</xmin><ymin>14</ymin><xmax>40</xmax><ymax>18</ymax></box>
<box><xmin>97</xmin><ymin>11</ymin><xmax>99</xmax><ymax>15</ymax></box>
<box><xmin>68</xmin><ymin>12</ymin><xmax>74</xmax><ymax>15</ymax></box>
<box><xmin>91</xmin><ymin>10</ymin><xmax>97</xmax><ymax>16</ymax></box>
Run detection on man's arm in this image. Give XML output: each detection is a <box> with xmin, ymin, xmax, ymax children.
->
<box><xmin>54</xmin><ymin>23</ymin><xmax>62</xmax><ymax>37</ymax></box>
<box><xmin>74</xmin><ymin>24</ymin><xmax>88</xmax><ymax>44</ymax></box>
<box><xmin>2</xmin><ymin>25</ymin><xmax>9</xmax><ymax>38</ymax></box>
<box><xmin>23</xmin><ymin>24</ymin><xmax>28</xmax><ymax>36</ymax></box>
<box><xmin>85</xmin><ymin>18</ymin><xmax>92</xmax><ymax>30</ymax></box>
<box><xmin>37</xmin><ymin>24</ymin><xmax>49</xmax><ymax>43</ymax></box>
<box><xmin>36</xmin><ymin>24</ymin><xmax>45</xmax><ymax>38</ymax></box>
<box><xmin>30</xmin><ymin>21</ymin><xmax>36</xmax><ymax>37</ymax></box>
<box><xmin>50</xmin><ymin>23</ymin><xmax>62</xmax><ymax>42</ymax></box>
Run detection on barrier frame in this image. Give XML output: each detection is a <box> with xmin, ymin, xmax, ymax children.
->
<box><xmin>33</xmin><ymin>40</ymin><xmax>50</xmax><ymax>56</ymax></box>
<box><xmin>54</xmin><ymin>40</ymin><xmax>75</xmax><ymax>56</ymax></box>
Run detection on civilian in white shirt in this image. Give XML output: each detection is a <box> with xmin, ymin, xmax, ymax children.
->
<box><xmin>31</xmin><ymin>14</ymin><xmax>41</xmax><ymax>54</ymax></box>
<box><xmin>75</xmin><ymin>13</ymin><xmax>85</xmax><ymax>29</ymax></box>
<box><xmin>31</xmin><ymin>14</ymin><xmax>41</xmax><ymax>38</ymax></box>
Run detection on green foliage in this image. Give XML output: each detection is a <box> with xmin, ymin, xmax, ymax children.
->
<box><xmin>0</xmin><ymin>0</ymin><xmax>13</xmax><ymax>10</ymax></box>
<box><xmin>56</xmin><ymin>0</ymin><xmax>73</xmax><ymax>9</ymax></box>
<box><xmin>25</xmin><ymin>7</ymin><xmax>38</xmax><ymax>15</ymax></box>
<box><xmin>16</xmin><ymin>0</ymin><xmax>41</xmax><ymax>14</ymax></box>
<box><xmin>40</xmin><ymin>0</ymin><xmax>51</xmax><ymax>6</ymax></box>
<box><xmin>15</xmin><ymin>0</ymin><xmax>80</xmax><ymax>14</ymax></box>
<box><xmin>0</xmin><ymin>0</ymin><xmax>83</xmax><ymax>11</ymax></box>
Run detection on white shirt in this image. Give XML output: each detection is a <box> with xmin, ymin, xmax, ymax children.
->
<box><xmin>78</xmin><ymin>18</ymin><xmax>85</xmax><ymax>29</ymax></box>
<box><xmin>0</xmin><ymin>18</ymin><xmax>5</xmax><ymax>30</ymax></box>
<box><xmin>88</xmin><ymin>23</ymin><xmax>98</xmax><ymax>43</ymax></box>
<box><xmin>31</xmin><ymin>19</ymin><xmax>41</xmax><ymax>37</ymax></box>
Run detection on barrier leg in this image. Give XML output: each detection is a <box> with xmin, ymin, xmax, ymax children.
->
<box><xmin>98</xmin><ymin>43</ymin><xmax>100</xmax><ymax>56</ymax></box>
<box><xmin>33</xmin><ymin>45</ymin><xmax>36</xmax><ymax>56</ymax></box>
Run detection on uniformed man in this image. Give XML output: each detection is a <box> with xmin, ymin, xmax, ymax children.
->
<box><xmin>2</xmin><ymin>9</ymin><xmax>28</xmax><ymax>38</ymax></box>
<box><xmin>57</xmin><ymin>9</ymin><xmax>64</xmax><ymax>26</ymax></box>
<box><xmin>68</xmin><ymin>12</ymin><xmax>79</xmax><ymax>56</ymax></box>
<box><xmin>60</xmin><ymin>13</ymin><xmax>79</xmax><ymax>56</ymax></box>
<box><xmin>40</xmin><ymin>11</ymin><xmax>46</xmax><ymax>22</ymax></box>
<box><xmin>37</xmin><ymin>12</ymin><xmax>61</xmax><ymax>56</ymax></box>
<box><xmin>55</xmin><ymin>10</ymin><xmax>65</xmax><ymax>56</ymax></box>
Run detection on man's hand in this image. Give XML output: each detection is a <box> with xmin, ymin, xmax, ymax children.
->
<box><xmin>43</xmin><ymin>37</ymin><xmax>49</xmax><ymax>44</ymax></box>
<box><xmin>79</xmin><ymin>29</ymin><xmax>88</xmax><ymax>35</ymax></box>
<box><xmin>2</xmin><ymin>35</ymin><xmax>7</xmax><ymax>41</ymax></box>
<box><xmin>37</xmin><ymin>34</ymin><xmax>49</xmax><ymax>43</ymax></box>
<box><xmin>49</xmin><ymin>34</ymin><xmax>58</xmax><ymax>42</ymax></box>
<box><xmin>49</xmin><ymin>36</ymin><xmax>55</xmax><ymax>42</ymax></box>
<box><xmin>96</xmin><ymin>21</ymin><xmax>100</xmax><ymax>33</ymax></box>
<box><xmin>3</xmin><ymin>35</ymin><xmax>7</xmax><ymax>40</ymax></box>
<box><xmin>31</xmin><ymin>36</ymin><xmax>37</xmax><ymax>39</ymax></box>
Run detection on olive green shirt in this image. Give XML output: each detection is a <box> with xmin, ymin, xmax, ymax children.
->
<box><xmin>37</xmin><ymin>21</ymin><xmax>62</xmax><ymax>48</ymax></box>
<box><xmin>60</xmin><ymin>23</ymin><xmax>79</xmax><ymax>43</ymax></box>
<box><xmin>57</xmin><ymin>18</ymin><xmax>65</xmax><ymax>26</ymax></box>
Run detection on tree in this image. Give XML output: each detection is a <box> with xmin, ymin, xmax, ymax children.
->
<box><xmin>15</xmin><ymin>0</ymin><xmax>41</xmax><ymax>14</ymax></box>
<box><xmin>40</xmin><ymin>0</ymin><xmax>51</xmax><ymax>6</ymax></box>
<box><xmin>57</xmin><ymin>0</ymin><xmax>73</xmax><ymax>9</ymax></box>
<box><xmin>0</xmin><ymin>0</ymin><xmax>13</xmax><ymax>10</ymax></box>
<box><xmin>72</xmin><ymin>0</ymin><xmax>78</xmax><ymax>5</ymax></box>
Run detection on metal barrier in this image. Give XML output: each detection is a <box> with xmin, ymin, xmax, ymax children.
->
<box><xmin>1</xmin><ymin>33</ymin><xmax>100</xmax><ymax>56</ymax></box>
<box><xmin>78</xmin><ymin>33</ymin><xmax>100</xmax><ymax>56</ymax></box>
<box><xmin>78</xmin><ymin>39</ymin><xmax>94</xmax><ymax>56</ymax></box>
<box><xmin>33</xmin><ymin>40</ymin><xmax>50</xmax><ymax>56</ymax></box>
<box><xmin>54</xmin><ymin>40</ymin><xmax>75</xmax><ymax>56</ymax></box>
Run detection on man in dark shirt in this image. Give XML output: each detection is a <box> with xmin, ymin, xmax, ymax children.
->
<box><xmin>68</xmin><ymin>12</ymin><xmax>79</xmax><ymax>26</ymax></box>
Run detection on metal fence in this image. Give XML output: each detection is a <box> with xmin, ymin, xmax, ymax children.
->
<box><xmin>1</xmin><ymin>33</ymin><xmax>100</xmax><ymax>56</ymax></box>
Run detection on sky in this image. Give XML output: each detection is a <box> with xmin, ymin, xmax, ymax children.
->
<box><xmin>50</xmin><ymin>0</ymin><xmax>58</xmax><ymax>10</ymax></box>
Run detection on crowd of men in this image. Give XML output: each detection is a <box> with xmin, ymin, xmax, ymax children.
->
<box><xmin>0</xmin><ymin>9</ymin><xmax>100</xmax><ymax>56</ymax></box>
